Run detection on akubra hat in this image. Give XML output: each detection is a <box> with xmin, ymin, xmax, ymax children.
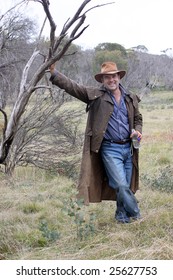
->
<box><xmin>94</xmin><ymin>61</ymin><xmax>126</xmax><ymax>83</ymax></box>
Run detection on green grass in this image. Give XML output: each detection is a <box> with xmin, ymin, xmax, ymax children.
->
<box><xmin>0</xmin><ymin>90</ymin><xmax>173</xmax><ymax>260</ymax></box>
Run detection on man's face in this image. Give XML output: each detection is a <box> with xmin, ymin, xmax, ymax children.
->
<box><xmin>102</xmin><ymin>73</ymin><xmax>120</xmax><ymax>91</ymax></box>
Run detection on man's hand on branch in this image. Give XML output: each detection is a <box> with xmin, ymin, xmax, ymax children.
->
<box><xmin>49</xmin><ymin>63</ymin><xmax>56</xmax><ymax>75</ymax></box>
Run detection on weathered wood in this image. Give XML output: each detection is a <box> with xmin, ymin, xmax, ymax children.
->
<box><xmin>0</xmin><ymin>0</ymin><xmax>114</xmax><ymax>165</ymax></box>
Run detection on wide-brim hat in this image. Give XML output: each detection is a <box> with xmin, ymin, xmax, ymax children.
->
<box><xmin>94</xmin><ymin>61</ymin><xmax>126</xmax><ymax>83</ymax></box>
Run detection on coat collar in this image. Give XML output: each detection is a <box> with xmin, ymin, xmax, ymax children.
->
<box><xmin>100</xmin><ymin>84</ymin><xmax>131</xmax><ymax>103</ymax></box>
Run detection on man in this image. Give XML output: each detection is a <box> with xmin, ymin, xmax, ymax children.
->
<box><xmin>49</xmin><ymin>61</ymin><xmax>143</xmax><ymax>223</ymax></box>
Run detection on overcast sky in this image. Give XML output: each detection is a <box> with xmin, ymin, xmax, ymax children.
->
<box><xmin>2</xmin><ymin>0</ymin><xmax>173</xmax><ymax>55</ymax></box>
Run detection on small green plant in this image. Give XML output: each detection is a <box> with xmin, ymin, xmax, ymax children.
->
<box><xmin>39</xmin><ymin>219</ymin><xmax>60</xmax><ymax>242</ymax></box>
<box><xmin>64</xmin><ymin>198</ymin><xmax>96</xmax><ymax>240</ymax></box>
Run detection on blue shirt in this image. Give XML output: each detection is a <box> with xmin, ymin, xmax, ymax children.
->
<box><xmin>104</xmin><ymin>85</ymin><xmax>130</xmax><ymax>141</ymax></box>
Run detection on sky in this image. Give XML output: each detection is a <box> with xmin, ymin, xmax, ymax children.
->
<box><xmin>1</xmin><ymin>0</ymin><xmax>173</xmax><ymax>55</ymax></box>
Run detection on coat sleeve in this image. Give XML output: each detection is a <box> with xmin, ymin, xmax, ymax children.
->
<box><xmin>134</xmin><ymin>95</ymin><xmax>143</xmax><ymax>133</ymax></box>
<box><xmin>50</xmin><ymin>71</ymin><xmax>97</xmax><ymax>104</ymax></box>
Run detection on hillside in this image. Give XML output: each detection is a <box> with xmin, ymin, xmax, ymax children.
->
<box><xmin>0</xmin><ymin>90</ymin><xmax>173</xmax><ymax>260</ymax></box>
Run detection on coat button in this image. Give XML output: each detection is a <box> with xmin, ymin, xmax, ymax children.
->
<box><xmin>95</xmin><ymin>149</ymin><xmax>99</xmax><ymax>153</ymax></box>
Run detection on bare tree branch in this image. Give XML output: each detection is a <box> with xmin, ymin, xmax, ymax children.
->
<box><xmin>0</xmin><ymin>0</ymin><xmax>115</xmax><ymax>167</ymax></box>
<box><xmin>0</xmin><ymin>0</ymin><xmax>26</xmax><ymax>21</ymax></box>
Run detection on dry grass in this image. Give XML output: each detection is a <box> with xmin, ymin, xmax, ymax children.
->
<box><xmin>0</xmin><ymin>90</ymin><xmax>173</xmax><ymax>260</ymax></box>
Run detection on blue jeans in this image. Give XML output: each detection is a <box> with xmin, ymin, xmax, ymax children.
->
<box><xmin>101</xmin><ymin>141</ymin><xmax>140</xmax><ymax>223</ymax></box>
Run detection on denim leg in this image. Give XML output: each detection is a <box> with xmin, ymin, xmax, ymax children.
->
<box><xmin>116</xmin><ymin>200</ymin><xmax>130</xmax><ymax>223</ymax></box>
<box><xmin>117</xmin><ymin>188</ymin><xmax>140</xmax><ymax>217</ymax></box>
<box><xmin>101</xmin><ymin>142</ymin><xmax>131</xmax><ymax>190</ymax></box>
<box><xmin>101</xmin><ymin>141</ymin><xmax>140</xmax><ymax>221</ymax></box>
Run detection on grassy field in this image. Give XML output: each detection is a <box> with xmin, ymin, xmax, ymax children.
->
<box><xmin>0</xmin><ymin>90</ymin><xmax>173</xmax><ymax>260</ymax></box>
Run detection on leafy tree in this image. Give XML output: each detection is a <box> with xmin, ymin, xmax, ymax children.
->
<box><xmin>95</xmin><ymin>42</ymin><xmax>127</xmax><ymax>56</ymax></box>
<box><xmin>93</xmin><ymin>42</ymin><xmax>128</xmax><ymax>77</ymax></box>
<box><xmin>131</xmin><ymin>45</ymin><xmax>148</xmax><ymax>53</ymax></box>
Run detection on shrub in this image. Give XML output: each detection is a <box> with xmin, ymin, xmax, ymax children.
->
<box><xmin>63</xmin><ymin>198</ymin><xmax>97</xmax><ymax>240</ymax></box>
<box><xmin>38</xmin><ymin>219</ymin><xmax>60</xmax><ymax>243</ymax></box>
<box><xmin>141</xmin><ymin>165</ymin><xmax>173</xmax><ymax>193</ymax></box>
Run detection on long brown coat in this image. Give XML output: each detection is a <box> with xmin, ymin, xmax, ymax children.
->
<box><xmin>51</xmin><ymin>72</ymin><xmax>143</xmax><ymax>205</ymax></box>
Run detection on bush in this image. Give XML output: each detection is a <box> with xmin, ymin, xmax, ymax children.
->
<box><xmin>141</xmin><ymin>165</ymin><xmax>173</xmax><ymax>193</ymax></box>
<box><xmin>63</xmin><ymin>198</ymin><xmax>97</xmax><ymax>240</ymax></box>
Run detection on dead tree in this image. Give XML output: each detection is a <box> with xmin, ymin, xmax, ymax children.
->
<box><xmin>0</xmin><ymin>0</ymin><xmax>114</xmax><ymax>169</ymax></box>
